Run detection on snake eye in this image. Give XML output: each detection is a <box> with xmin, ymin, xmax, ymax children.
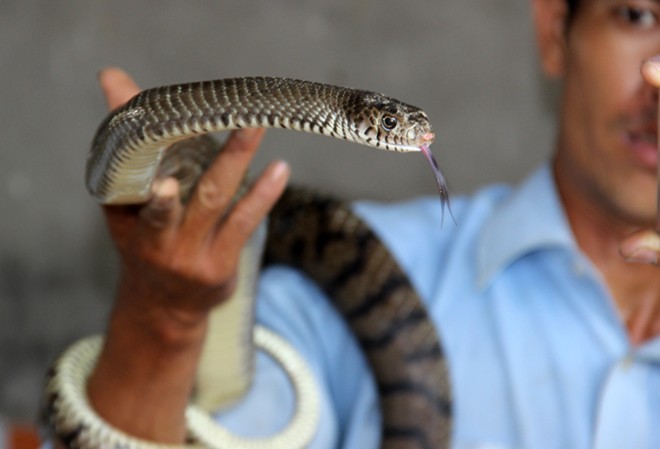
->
<box><xmin>381</xmin><ymin>115</ymin><xmax>398</xmax><ymax>131</ymax></box>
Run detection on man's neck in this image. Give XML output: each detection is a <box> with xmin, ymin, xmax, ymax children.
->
<box><xmin>553</xmin><ymin>163</ymin><xmax>660</xmax><ymax>345</ymax></box>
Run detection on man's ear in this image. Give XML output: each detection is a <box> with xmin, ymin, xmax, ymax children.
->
<box><xmin>533</xmin><ymin>0</ymin><xmax>569</xmax><ymax>78</ymax></box>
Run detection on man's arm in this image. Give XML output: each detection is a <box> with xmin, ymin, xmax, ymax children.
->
<box><xmin>79</xmin><ymin>68</ymin><xmax>290</xmax><ymax>444</ymax></box>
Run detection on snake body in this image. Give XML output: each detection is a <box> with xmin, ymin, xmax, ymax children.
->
<box><xmin>76</xmin><ymin>77</ymin><xmax>451</xmax><ymax>448</ymax></box>
<box><xmin>86</xmin><ymin>77</ymin><xmax>441</xmax><ymax>204</ymax></box>
<box><xmin>266</xmin><ymin>188</ymin><xmax>451</xmax><ymax>449</ymax></box>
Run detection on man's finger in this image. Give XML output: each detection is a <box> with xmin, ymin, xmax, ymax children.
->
<box><xmin>182</xmin><ymin>129</ymin><xmax>266</xmax><ymax>241</ymax></box>
<box><xmin>641</xmin><ymin>55</ymin><xmax>660</xmax><ymax>88</ymax></box>
<box><xmin>99</xmin><ymin>67</ymin><xmax>141</xmax><ymax>110</ymax></box>
<box><xmin>620</xmin><ymin>229</ymin><xmax>660</xmax><ymax>265</ymax></box>
<box><xmin>139</xmin><ymin>177</ymin><xmax>183</xmax><ymax>248</ymax></box>
<box><xmin>211</xmin><ymin>160</ymin><xmax>290</xmax><ymax>260</ymax></box>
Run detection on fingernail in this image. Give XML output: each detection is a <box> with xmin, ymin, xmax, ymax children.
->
<box><xmin>626</xmin><ymin>248</ymin><xmax>658</xmax><ymax>265</ymax></box>
<box><xmin>645</xmin><ymin>61</ymin><xmax>660</xmax><ymax>75</ymax></box>
<box><xmin>236</xmin><ymin>128</ymin><xmax>260</xmax><ymax>142</ymax></box>
<box><xmin>270</xmin><ymin>160</ymin><xmax>290</xmax><ymax>181</ymax></box>
<box><xmin>152</xmin><ymin>177</ymin><xmax>179</xmax><ymax>197</ymax></box>
<box><xmin>642</xmin><ymin>58</ymin><xmax>660</xmax><ymax>80</ymax></box>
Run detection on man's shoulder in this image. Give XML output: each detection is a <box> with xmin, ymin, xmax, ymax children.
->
<box><xmin>353</xmin><ymin>183</ymin><xmax>513</xmax><ymax>261</ymax></box>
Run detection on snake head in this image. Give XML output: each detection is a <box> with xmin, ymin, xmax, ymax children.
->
<box><xmin>349</xmin><ymin>92</ymin><xmax>435</xmax><ymax>152</ymax></box>
<box><xmin>347</xmin><ymin>91</ymin><xmax>452</xmax><ymax>219</ymax></box>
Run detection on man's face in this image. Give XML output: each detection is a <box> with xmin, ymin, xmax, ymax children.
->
<box><xmin>556</xmin><ymin>0</ymin><xmax>660</xmax><ymax>227</ymax></box>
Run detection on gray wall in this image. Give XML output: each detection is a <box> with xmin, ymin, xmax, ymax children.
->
<box><xmin>0</xmin><ymin>0</ymin><xmax>557</xmax><ymax>420</ymax></box>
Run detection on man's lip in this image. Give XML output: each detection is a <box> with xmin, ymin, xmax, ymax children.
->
<box><xmin>623</xmin><ymin>131</ymin><xmax>659</xmax><ymax>169</ymax></box>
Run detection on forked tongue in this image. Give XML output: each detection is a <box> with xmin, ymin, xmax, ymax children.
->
<box><xmin>420</xmin><ymin>144</ymin><xmax>455</xmax><ymax>224</ymax></box>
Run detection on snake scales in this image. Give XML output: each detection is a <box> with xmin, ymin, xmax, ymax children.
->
<box><xmin>48</xmin><ymin>77</ymin><xmax>452</xmax><ymax>449</ymax></box>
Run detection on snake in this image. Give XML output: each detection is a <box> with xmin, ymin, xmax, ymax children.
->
<box><xmin>46</xmin><ymin>77</ymin><xmax>452</xmax><ymax>449</ymax></box>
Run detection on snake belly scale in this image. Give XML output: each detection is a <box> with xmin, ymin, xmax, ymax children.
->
<box><xmin>78</xmin><ymin>77</ymin><xmax>452</xmax><ymax>448</ymax></box>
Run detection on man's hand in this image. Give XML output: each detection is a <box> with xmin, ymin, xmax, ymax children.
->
<box><xmin>99</xmin><ymin>67</ymin><xmax>290</xmax><ymax>327</ymax></box>
<box><xmin>84</xmin><ymin>68</ymin><xmax>289</xmax><ymax>444</ymax></box>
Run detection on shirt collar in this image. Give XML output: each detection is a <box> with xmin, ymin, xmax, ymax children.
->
<box><xmin>476</xmin><ymin>164</ymin><xmax>577</xmax><ymax>288</ymax></box>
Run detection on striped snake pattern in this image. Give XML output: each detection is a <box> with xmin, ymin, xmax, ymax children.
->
<box><xmin>266</xmin><ymin>188</ymin><xmax>452</xmax><ymax>449</ymax></box>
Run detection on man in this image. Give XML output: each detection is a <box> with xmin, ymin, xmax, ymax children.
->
<box><xmin>54</xmin><ymin>0</ymin><xmax>660</xmax><ymax>447</ymax></box>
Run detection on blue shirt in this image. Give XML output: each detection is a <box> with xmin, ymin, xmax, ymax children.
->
<box><xmin>216</xmin><ymin>165</ymin><xmax>660</xmax><ymax>449</ymax></box>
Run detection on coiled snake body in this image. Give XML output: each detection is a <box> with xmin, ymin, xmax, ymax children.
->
<box><xmin>49</xmin><ymin>77</ymin><xmax>452</xmax><ymax>449</ymax></box>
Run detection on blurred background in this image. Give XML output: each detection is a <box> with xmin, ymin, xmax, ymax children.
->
<box><xmin>0</xmin><ymin>0</ymin><xmax>557</xmax><ymax>426</ymax></box>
